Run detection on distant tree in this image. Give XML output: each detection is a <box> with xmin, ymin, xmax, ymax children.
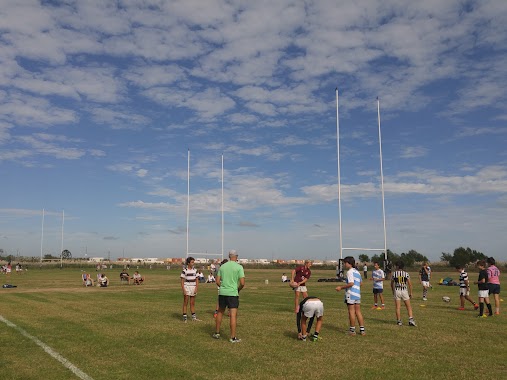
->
<box><xmin>371</xmin><ymin>249</ymin><xmax>399</xmax><ymax>264</ymax></box>
<box><xmin>61</xmin><ymin>249</ymin><xmax>72</xmax><ymax>259</ymax></box>
<box><xmin>43</xmin><ymin>254</ymin><xmax>58</xmax><ymax>260</ymax></box>
<box><xmin>358</xmin><ymin>254</ymin><xmax>370</xmax><ymax>263</ymax></box>
<box><xmin>440</xmin><ymin>247</ymin><xmax>486</xmax><ymax>267</ymax></box>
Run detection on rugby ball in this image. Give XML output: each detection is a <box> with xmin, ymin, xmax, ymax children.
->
<box><xmin>442</xmin><ymin>296</ymin><xmax>451</xmax><ymax>303</ymax></box>
<box><xmin>289</xmin><ymin>281</ymin><xmax>298</xmax><ymax>289</ymax></box>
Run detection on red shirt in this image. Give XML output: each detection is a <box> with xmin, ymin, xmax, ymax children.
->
<box><xmin>294</xmin><ymin>266</ymin><xmax>311</xmax><ymax>284</ymax></box>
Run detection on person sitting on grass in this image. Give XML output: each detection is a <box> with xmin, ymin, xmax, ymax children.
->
<box><xmin>99</xmin><ymin>274</ymin><xmax>109</xmax><ymax>287</ymax></box>
<box><xmin>120</xmin><ymin>269</ymin><xmax>131</xmax><ymax>284</ymax></box>
<box><xmin>207</xmin><ymin>272</ymin><xmax>216</xmax><ymax>283</ymax></box>
<box><xmin>132</xmin><ymin>271</ymin><xmax>144</xmax><ymax>285</ymax></box>
<box><xmin>296</xmin><ymin>296</ymin><xmax>324</xmax><ymax>342</ymax></box>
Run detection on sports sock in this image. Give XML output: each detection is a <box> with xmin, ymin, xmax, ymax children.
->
<box><xmin>359</xmin><ymin>326</ymin><xmax>365</xmax><ymax>332</ymax></box>
<box><xmin>423</xmin><ymin>289</ymin><xmax>428</xmax><ymax>298</ymax></box>
<box><xmin>487</xmin><ymin>303</ymin><xmax>493</xmax><ymax>315</ymax></box>
<box><xmin>313</xmin><ymin>332</ymin><xmax>319</xmax><ymax>337</ymax></box>
<box><xmin>374</xmin><ymin>303</ymin><xmax>378</xmax><ymax>307</ymax></box>
<box><xmin>479</xmin><ymin>302</ymin><xmax>484</xmax><ymax>315</ymax></box>
<box><xmin>349</xmin><ymin>326</ymin><xmax>355</xmax><ymax>333</ymax></box>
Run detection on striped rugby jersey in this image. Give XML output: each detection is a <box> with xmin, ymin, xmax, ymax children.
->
<box><xmin>180</xmin><ymin>267</ymin><xmax>197</xmax><ymax>283</ymax></box>
<box><xmin>372</xmin><ymin>269</ymin><xmax>385</xmax><ymax>289</ymax></box>
<box><xmin>458</xmin><ymin>269</ymin><xmax>469</xmax><ymax>288</ymax></box>
<box><xmin>345</xmin><ymin>268</ymin><xmax>362</xmax><ymax>301</ymax></box>
<box><xmin>391</xmin><ymin>270</ymin><xmax>410</xmax><ymax>290</ymax></box>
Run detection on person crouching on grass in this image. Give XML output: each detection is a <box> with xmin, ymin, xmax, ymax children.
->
<box><xmin>181</xmin><ymin>257</ymin><xmax>200</xmax><ymax>322</ymax></box>
<box><xmin>336</xmin><ymin>256</ymin><xmax>365</xmax><ymax>336</ymax></box>
<box><xmin>474</xmin><ymin>260</ymin><xmax>493</xmax><ymax>318</ymax></box>
<box><xmin>296</xmin><ymin>296</ymin><xmax>324</xmax><ymax>342</ymax></box>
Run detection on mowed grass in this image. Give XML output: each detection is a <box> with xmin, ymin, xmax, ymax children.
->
<box><xmin>1</xmin><ymin>267</ymin><xmax>506</xmax><ymax>380</ymax></box>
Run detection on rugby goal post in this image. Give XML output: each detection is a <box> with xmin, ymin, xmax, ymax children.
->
<box><xmin>335</xmin><ymin>89</ymin><xmax>388</xmax><ymax>268</ymax></box>
<box><xmin>185</xmin><ymin>150</ymin><xmax>224</xmax><ymax>263</ymax></box>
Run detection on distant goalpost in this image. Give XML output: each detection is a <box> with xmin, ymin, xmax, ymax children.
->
<box><xmin>185</xmin><ymin>149</ymin><xmax>224</xmax><ymax>263</ymax></box>
<box><xmin>335</xmin><ymin>89</ymin><xmax>388</xmax><ymax>267</ymax></box>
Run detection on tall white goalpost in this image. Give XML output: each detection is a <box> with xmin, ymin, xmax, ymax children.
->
<box><xmin>185</xmin><ymin>149</ymin><xmax>224</xmax><ymax>263</ymax></box>
<box><xmin>335</xmin><ymin>89</ymin><xmax>388</xmax><ymax>262</ymax></box>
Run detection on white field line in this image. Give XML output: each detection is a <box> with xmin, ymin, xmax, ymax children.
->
<box><xmin>0</xmin><ymin>315</ymin><xmax>95</xmax><ymax>380</ymax></box>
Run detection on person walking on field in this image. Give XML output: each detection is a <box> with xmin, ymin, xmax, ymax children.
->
<box><xmin>213</xmin><ymin>250</ymin><xmax>245</xmax><ymax>343</ymax></box>
<box><xmin>290</xmin><ymin>260</ymin><xmax>312</xmax><ymax>313</ymax></box>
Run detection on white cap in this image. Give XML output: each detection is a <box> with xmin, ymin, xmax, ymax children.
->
<box><xmin>228</xmin><ymin>249</ymin><xmax>238</xmax><ymax>258</ymax></box>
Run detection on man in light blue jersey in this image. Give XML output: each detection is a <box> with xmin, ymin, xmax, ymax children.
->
<box><xmin>336</xmin><ymin>256</ymin><xmax>365</xmax><ymax>336</ymax></box>
<box><xmin>371</xmin><ymin>262</ymin><xmax>385</xmax><ymax>310</ymax></box>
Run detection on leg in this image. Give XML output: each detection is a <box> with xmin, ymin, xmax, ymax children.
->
<box><xmin>314</xmin><ymin>316</ymin><xmax>323</xmax><ymax>334</ymax></box>
<box><xmin>190</xmin><ymin>295</ymin><xmax>196</xmax><ymax>314</ymax></box>
<box><xmin>404</xmin><ymin>299</ymin><xmax>413</xmax><ymax>318</ymax></box>
<box><xmin>373</xmin><ymin>293</ymin><xmax>378</xmax><ymax>306</ymax></box>
<box><xmin>355</xmin><ymin>304</ymin><xmax>364</xmax><ymax>332</ymax></box>
<box><xmin>347</xmin><ymin>304</ymin><xmax>356</xmax><ymax>330</ymax></box>
<box><xmin>379</xmin><ymin>293</ymin><xmax>385</xmax><ymax>306</ymax></box>
<box><xmin>395</xmin><ymin>299</ymin><xmax>401</xmax><ymax>321</ymax></box>
<box><xmin>460</xmin><ymin>295</ymin><xmax>465</xmax><ymax>308</ymax></box>
<box><xmin>182</xmin><ymin>295</ymin><xmax>188</xmax><ymax>314</ymax></box>
<box><xmin>215</xmin><ymin>306</ymin><xmax>225</xmax><ymax>334</ymax></box>
<box><xmin>494</xmin><ymin>293</ymin><xmax>500</xmax><ymax>313</ymax></box>
<box><xmin>229</xmin><ymin>308</ymin><xmax>238</xmax><ymax>338</ymax></box>
<box><xmin>301</xmin><ymin>315</ymin><xmax>308</xmax><ymax>337</ymax></box>
<box><xmin>294</xmin><ymin>291</ymin><xmax>300</xmax><ymax>313</ymax></box>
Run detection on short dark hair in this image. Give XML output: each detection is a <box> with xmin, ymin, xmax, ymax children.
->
<box><xmin>186</xmin><ymin>256</ymin><xmax>195</xmax><ymax>265</ymax></box>
<box><xmin>395</xmin><ymin>260</ymin><xmax>405</xmax><ymax>269</ymax></box>
<box><xmin>455</xmin><ymin>265</ymin><xmax>463</xmax><ymax>270</ymax></box>
<box><xmin>344</xmin><ymin>256</ymin><xmax>355</xmax><ymax>267</ymax></box>
<box><xmin>477</xmin><ymin>260</ymin><xmax>486</xmax><ymax>267</ymax></box>
<box><xmin>373</xmin><ymin>261</ymin><xmax>379</xmax><ymax>265</ymax></box>
<box><xmin>487</xmin><ymin>257</ymin><xmax>496</xmax><ymax>265</ymax></box>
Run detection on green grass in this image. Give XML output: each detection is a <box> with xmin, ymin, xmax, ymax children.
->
<box><xmin>1</xmin><ymin>268</ymin><xmax>506</xmax><ymax>380</ymax></box>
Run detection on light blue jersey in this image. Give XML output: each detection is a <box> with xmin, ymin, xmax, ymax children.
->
<box><xmin>345</xmin><ymin>268</ymin><xmax>362</xmax><ymax>301</ymax></box>
<box><xmin>372</xmin><ymin>269</ymin><xmax>385</xmax><ymax>290</ymax></box>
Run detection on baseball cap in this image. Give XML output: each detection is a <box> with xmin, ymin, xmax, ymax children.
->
<box><xmin>228</xmin><ymin>249</ymin><xmax>238</xmax><ymax>258</ymax></box>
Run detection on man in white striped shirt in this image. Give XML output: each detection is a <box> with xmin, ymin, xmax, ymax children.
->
<box><xmin>181</xmin><ymin>257</ymin><xmax>199</xmax><ymax>322</ymax></box>
<box><xmin>390</xmin><ymin>261</ymin><xmax>416</xmax><ymax>327</ymax></box>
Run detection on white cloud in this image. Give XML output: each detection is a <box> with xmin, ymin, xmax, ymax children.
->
<box><xmin>400</xmin><ymin>146</ymin><xmax>428</xmax><ymax>158</ymax></box>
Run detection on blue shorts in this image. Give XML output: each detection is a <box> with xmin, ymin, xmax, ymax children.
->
<box><xmin>373</xmin><ymin>288</ymin><xmax>383</xmax><ymax>294</ymax></box>
<box><xmin>488</xmin><ymin>284</ymin><xmax>500</xmax><ymax>295</ymax></box>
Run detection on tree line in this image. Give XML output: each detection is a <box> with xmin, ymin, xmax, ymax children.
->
<box><xmin>358</xmin><ymin>246</ymin><xmax>490</xmax><ymax>268</ymax></box>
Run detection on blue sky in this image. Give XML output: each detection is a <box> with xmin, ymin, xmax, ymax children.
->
<box><xmin>1</xmin><ymin>0</ymin><xmax>506</xmax><ymax>262</ymax></box>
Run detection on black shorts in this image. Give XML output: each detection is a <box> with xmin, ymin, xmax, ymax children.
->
<box><xmin>218</xmin><ymin>295</ymin><xmax>239</xmax><ymax>309</ymax></box>
<box><xmin>373</xmin><ymin>288</ymin><xmax>383</xmax><ymax>294</ymax></box>
<box><xmin>488</xmin><ymin>284</ymin><xmax>501</xmax><ymax>294</ymax></box>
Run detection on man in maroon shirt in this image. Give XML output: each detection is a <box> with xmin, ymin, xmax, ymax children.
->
<box><xmin>291</xmin><ymin>260</ymin><xmax>312</xmax><ymax>313</ymax></box>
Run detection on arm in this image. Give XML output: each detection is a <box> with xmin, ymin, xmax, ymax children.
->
<box><xmin>238</xmin><ymin>277</ymin><xmax>245</xmax><ymax>292</ymax></box>
<box><xmin>391</xmin><ymin>278</ymin><xmax>395</xmax><ymax>293</ymax></box>
<box><xmin>290</xmin><ymin>269</ymin><xmax>296</xmax><ymax>283</ymax></box>
<box><xmin>336</xmin><ymin>282</ymin><xmax>353</xmax><ymax>291</ymax></box>
<box><xmin>181</xmin><ymin>277</ymin><xmax>185</xmax><ymax>293</ymax></box>
<box><xmin>216</xmin><ymin>275</ymin><xmax>221</xmax><ymax>287</ymax></box>
<box><xmin>407</xmin><ymin>278</ymin><xmax>413</xmax><ymax>297</ymax></box>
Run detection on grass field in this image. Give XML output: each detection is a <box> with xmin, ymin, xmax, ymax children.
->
<box><xmin>1</xmin><ymin>267</ymin><xmax>506</xmax><ymax>380</ymax></box>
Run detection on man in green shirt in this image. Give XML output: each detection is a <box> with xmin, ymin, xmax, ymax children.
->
<box><xmin>213</xmin><ymin>250</ymin><xmax>245</xmax><ymax>343</ymax></box>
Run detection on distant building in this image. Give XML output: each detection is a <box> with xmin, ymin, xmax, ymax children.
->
<box><xmin>89</xmin><ymin>257</ymin><xmax>104</xmax><ymax>262</ymax></box>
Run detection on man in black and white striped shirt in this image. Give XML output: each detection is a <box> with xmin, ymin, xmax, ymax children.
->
<box><xmin>181</xmin><ymin>257</ymin><xmax>199</xmax><ymax>322</ymax></box>
<box><xmin>456</xmin><ymin>265</ymin><xmax>479</xmax><ymax>311</ymax></box>
<box><xmin>390</xmin><ymin>261</ymin><xmax>416</xmax><ymax>327</ymax></box>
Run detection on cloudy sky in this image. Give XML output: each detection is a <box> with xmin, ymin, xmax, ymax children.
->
<box><xmin>1</xmin><ymin>0</ymin><xmax>506</xmax><ymax>262</ymax></box>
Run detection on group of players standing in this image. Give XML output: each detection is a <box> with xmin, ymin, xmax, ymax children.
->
<box><xmin>293</xmin><ymin>257</ymin><xmax>417</xmax><ymax>341</ymax></box>
<box><xmin>179</xmin><ymin>252</ymin><xmax>501</xmax><ymax>343</ymax></box>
